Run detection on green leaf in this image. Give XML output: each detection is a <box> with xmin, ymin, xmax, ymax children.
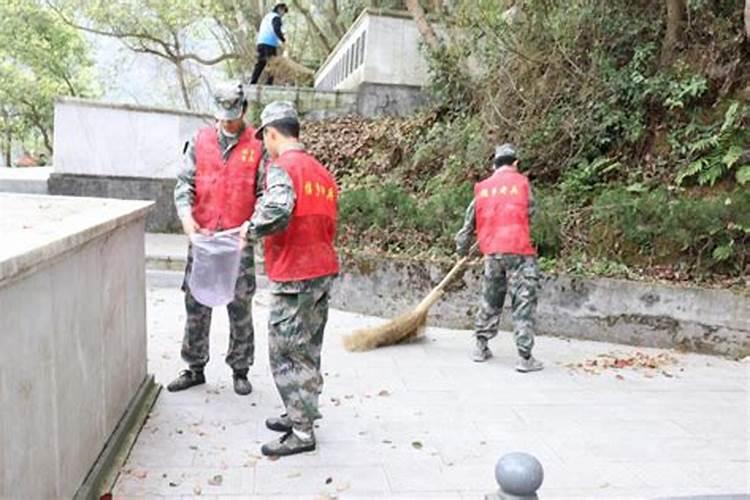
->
<box><xmin>722</xmin><ymin>145</ymin><xmax>743</xmax><ymax>168</ymax></box>
<box><xmin>712</xmin><ymin>244</ymin><xmax>733</xmax><ymax>262</ymax></box>
<box><xmin>736</xmin><ymin>165</ymin><xmax>750</xmax><ymax>185</ymax></box>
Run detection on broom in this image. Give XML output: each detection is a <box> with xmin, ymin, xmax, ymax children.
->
<box><xmin>343</xmin><ymin>246</ymin><xmax>477</xmax><ymax>352</ymax></box>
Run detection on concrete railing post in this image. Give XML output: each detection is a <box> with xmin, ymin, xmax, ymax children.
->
<box><xmin>485</xmin><ymin>452</ymin><xmax>544</xmax><ymax>500</ymax></box>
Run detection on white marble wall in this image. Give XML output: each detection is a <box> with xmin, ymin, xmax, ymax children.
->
<box><xmin>53</xmin><ymin>98</ymin><xmax>211</xmax><ymax>179</ymax></box>
<box><xmin>315</xmin><ymin>10</ymin><xmax>430</xmax><ymax>91</ymax></box>
<box><xmin>0</xmin><ymin>194</ymin><xmax>152</xmax><ymax>498</ymax></box>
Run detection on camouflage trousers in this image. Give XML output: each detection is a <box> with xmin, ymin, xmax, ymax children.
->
<box><xmin>475</xmin><ymin>254</ymin><xmax>539</xmax><ymax>357</ymax></box>
<box><xmin>181</xmin><ymin>244</ymin><xmax>256</xmax><ymax>372</ymax></box>
<box><xmin>268</xmin><ymin>277</ymin><xmax>333</xmax><ymax>433</ymax></box>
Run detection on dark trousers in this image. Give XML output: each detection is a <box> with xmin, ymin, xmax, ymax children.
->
<box><xmin>250</xmin><ymin>44</ymin><xmax>278</xmax><ymax>85</ymax></box>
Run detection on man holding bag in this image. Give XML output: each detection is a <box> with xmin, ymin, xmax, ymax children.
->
<box><xmin>169</xmin><ymin>82</ymin><xmax>264</xmax><ymax>395</ymax></box>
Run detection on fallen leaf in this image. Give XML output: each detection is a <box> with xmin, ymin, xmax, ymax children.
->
<box><xmin>378</xmin><ymin>390</ymin><xmax>390</xmax><ymax>397</ymax></box>
<box><xmin>208</xmin><ymin>474</ymin><xmax>223</xmax><ymax>486</ymax></box>
<box><xmin>615</xmin><ymin>374</ymin><xmax>625</xmax><ymax>380</ymax></box>
<box><xmin>189</xmin><ymin>445</ymin><xmax>199</xmax><ymax>450</ymax></box>
<box><xmin>132</xmin><ymin>470</ymin><xmax>147</xmax><ymax>480</ymax></box>
<box><xmin>168</xmin><ymin>481</ymin><xmax>179</xmax><ymax>487</ymax></box>
<box><xmin>325</xmin><ymin>477</ymin><xmax>333</xmax><ymax>484</ymax></box>
<box><xmin>411</xmin><ymin>441</ymin><xmax>423</xmax><ymax>450</ymax></box>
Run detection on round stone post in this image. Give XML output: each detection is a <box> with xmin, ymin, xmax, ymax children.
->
<box><xmin>485</xmin><ymin>452</ymin><xmax>544</xmax><ymax>500</ymax></box>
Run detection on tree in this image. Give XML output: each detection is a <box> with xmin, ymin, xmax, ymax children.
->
<box><xmin>0</xmin><ymin>0</ymin><xmax>95</xmax><ymax>161</ymax></box>
<box><xmin>48</xmin><ymin>0</ymin><xmax>252</xmax><ymax>109</ymax></box>
<box><xmin>661</xmin><ymin>0</ymin><xmax>686</xmax><ymax>66</ymax></box>
<box><xmin>405</xmin><ymin>0</ymin><xmax>441</xmax><ymax>51</ymax></box>
<box><xmin>291</xmin><ymin>0</ymin><xmax>335</xmax><ymax>53</ymax></box>
<box><xmin>745</xmin><ymin>0</ymin><xmax>750</xmax><ymax>40</ymax></box>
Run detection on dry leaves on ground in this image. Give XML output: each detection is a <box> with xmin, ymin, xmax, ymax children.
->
<box><xmin>565</xmin><ymin>351</ymin><xmax>680</xmax><ymax>378</ymax></box>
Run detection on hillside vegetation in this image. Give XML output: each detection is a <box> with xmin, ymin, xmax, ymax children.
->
<box><xmin>305</xmin><ymin>0</ymin><xmax>749</xmax><ymax>288</ymax></box>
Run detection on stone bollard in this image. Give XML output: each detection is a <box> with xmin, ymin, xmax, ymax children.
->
<box><xmin>485</xmin><ymin>452</ymin><xmax>544</xmax><ymax>500</ymax></box>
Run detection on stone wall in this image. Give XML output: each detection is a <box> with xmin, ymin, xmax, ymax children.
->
<box><xmin>0</xmin><ymin>194</ymin><xmax>152</xmax><ymax>498</ymax></box>
<box><xmin>331</xmin><ymin>254</ymin><xmax>750</xmax><ymax>358</ymax></box>
<box><xmin>315</xmin><ymin>9</ymin><xmax>430</xmax><ymax>91</ymax></box>
<box><xmin>48</xmin><ymin>173</ymin><xmax>180</xmax><ymax>233</ymax></box>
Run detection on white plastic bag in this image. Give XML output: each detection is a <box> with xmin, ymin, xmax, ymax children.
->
<box><xmin>188</xmin><ymin>228</ymin><xmax>243</xmax><ymax>307</ymax></box>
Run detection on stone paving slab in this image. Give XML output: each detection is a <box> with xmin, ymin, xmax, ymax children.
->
<box><xmin>113</xmin><ymin>272</ymin><xmax>750</xmax><ymax>499</ymax></box>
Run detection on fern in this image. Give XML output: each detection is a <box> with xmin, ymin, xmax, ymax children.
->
<box><xmin>676</xmin><ymin>101</ymin><xmax>749</xmax><ymax>187</ymax></box>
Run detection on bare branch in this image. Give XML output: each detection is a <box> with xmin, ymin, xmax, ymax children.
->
<box><xmin>290</xmin><ymin>0</ymin><xmax>334</xmax><ymax>53</ymax></box>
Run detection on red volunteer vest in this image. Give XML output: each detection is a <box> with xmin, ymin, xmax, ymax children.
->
<box><xmin>264</xmin><ymin>149</ymin><xmax>340</xmax><ymax>282</ymax></box>
<box><xmin>474</xmin><ymin>168</ymin><xmax>536</xmax><ymax>256</ymax></box>
<box><xmin>192</xmin><ymin>126</ymin><xmax>262</xmax><ymax>231</ymax></box>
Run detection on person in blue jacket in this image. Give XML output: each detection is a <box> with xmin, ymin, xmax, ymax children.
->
<box><xmin>250</xmin><ymin>3</ymin><xmax>288</xmax><ymax>85</ymax></box>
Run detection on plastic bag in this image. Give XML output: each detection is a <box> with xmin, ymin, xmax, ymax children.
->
<box><xmin>188</xmin><ymin>228</ymin><xmax>243</xmax><ymax>307</ymax></box>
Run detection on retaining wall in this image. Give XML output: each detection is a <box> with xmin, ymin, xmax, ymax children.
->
<box><xmin>331</xmin><ymin>254</ymin><xmax>750</xmax><ymax>358</ymax></box>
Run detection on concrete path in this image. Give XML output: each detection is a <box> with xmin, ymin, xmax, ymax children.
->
<box><xmin>113</xmin><ymin>271</ymin><xmax>750</xmax><ymax>499</ymax></box>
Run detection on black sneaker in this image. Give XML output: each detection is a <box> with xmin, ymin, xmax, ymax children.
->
<box><xmin>166</xmin><ymin>369</ymin><xmax>205</xmax><ymax>392</ymax></box>
<box><xmin>233</xmin><ymin>371</ymin><xmax>253</xmax><ymax>396</ymax></box>
<box><xmin>266</xmin><ymin>413</ymin><xmax>293</xmax><ymax>433</ymax></box>
<box><xmin>261</xmin><ymin>430</ymin><xmax>316</xmax><ymax>457</ymax></box>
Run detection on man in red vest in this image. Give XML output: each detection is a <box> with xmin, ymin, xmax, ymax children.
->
<box><xmin>242</xmin><ymin>101</ymin><xmax>339</xmax><ymax>457</ymax></box>
<box><xmin>455</xmin><ymin>144</ymin><xmax>544</xmax><ymax>372</ymax></box>
<box><xmin>168</xmin><ymin>83</ymin><xmax>264</xmax><ymax>395</ymax></box>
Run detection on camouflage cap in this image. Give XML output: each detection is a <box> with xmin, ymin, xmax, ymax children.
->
<box><xmin>255</xmin><ymin>101</ymin><xmax>299</xmax><ymax>139</ymax></box>
<box><xmin>494</xmin><ymin>143</ymin><xmax>518</xmax><ymax>161</ymax></box>
<box><xmin>213</xmin><ymin>82</ymin><xmax>246</xmax><ymax>121</ymax></box>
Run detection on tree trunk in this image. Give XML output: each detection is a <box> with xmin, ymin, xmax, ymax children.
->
<box><xmin>745</xmin><ymin>0</ymin><xmax>750</xmax><ymax>40</ymax></box>
<box><xmin>175</xmin><ymin>62</ymin><xmax>193</xmax><ymax>110</ymax></box>
<box><xmin>4</xmin><ymin>126</ymin><xmax>11</xmax><ymax>168</ymax></box>
<box><xmin>291</xmin><ymin>0</ymin><xmax>334</xmax><ymax>53</ymax></box>
<box><xmin>661</xmin><ymin>0</ymin><xmax>686</xmax><ymax>66</ymax></box>
<box><xmin>326</xmin><ymin>0</ymin><xmax>346</xmax><ymax>38</ymax></box>
<box><xmin>405</xmin><ymin>0</ymin><xmax>440</xmax><ymax>51</ymax></box>
<box><xmin>231</xmin><ymin>0</ymin><xmax>254</xmax><ymax>60</ymax></box>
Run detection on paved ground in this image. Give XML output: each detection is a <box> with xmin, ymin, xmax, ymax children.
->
<box><xmin>113</xmin><ymin>271</ymin><xmax>750</xmax><ymax>499</ymax></box>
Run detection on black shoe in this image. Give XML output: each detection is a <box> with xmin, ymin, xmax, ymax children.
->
<box><xmin>233</xmin><ymin>371</ymin><xmax>253</xmax><ymax>396</ymax></box>
<box><xmin>261</xmin><ymin>430</ymin><xmax>316</xmax><ymax>457</ymax></box>
<box><xmin>167</xmin><ymin>369</ymin><xmax>205</xmax><ymax>392</ymax></box>
<box><xmin>266</xmin><ymin>413</ymin><xmax>293</xmax><ymax>433</ymax></box>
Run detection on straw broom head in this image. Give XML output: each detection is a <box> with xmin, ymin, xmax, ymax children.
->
<box><xmin>342</xmin><ymin>251</ymin><xmax>473</xmax><ymax>353</ymax></box>
<box><xmin>343</xmin><ymin>306</ymin><xmax>429</xmax><ymax>352</ymax></box>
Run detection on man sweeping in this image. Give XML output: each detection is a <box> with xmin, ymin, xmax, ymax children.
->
<box><xmin>455</xmin><ymin>144</ymin><xmax>544</xmax><ymax>372</ymax></box>
<box><xmin>250</xmin><ymin>3</ymin><xmax>289</xmax><ymax>85</ymax></box>
<box><xmin>242</xmin><ymin>101</ymin><xmax>339</xmax><ymax>457</ymax></box>
<box><xmin>168</xmin><ymin>82</ymin><xmax>264</xmax><ymax>395</ymax></box>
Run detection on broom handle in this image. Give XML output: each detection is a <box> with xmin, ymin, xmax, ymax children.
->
<box><xmin>416</xmin><ymin>243</ymin><xmax>479</xmax><ymax>311</ymax></box>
